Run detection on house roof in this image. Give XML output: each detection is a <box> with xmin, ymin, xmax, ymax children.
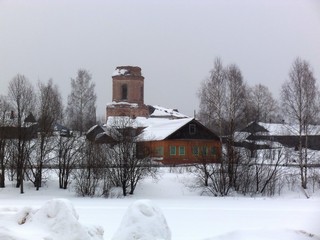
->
<box><xmin>241</xmin><ymin>122</ymin><xmax>320</xmax><ymax>136</ymax></box>
<box><xmin>105</xmin><ymin>116</ymin><xmax>194</xmax><ymax>141</ymax></box>
<box><xmin>241</xmin><ymin>121</ymin><xmax>268</xmax><ymax>134</ymax></box>
<box><xmin>236</xmin><ymin>122</ymin><xmax>320</xmax><ymax>150</ymax></box>
<box><xmin>101</xmin><ymin>104</ymin><xmax>220</xmax><ymax>142</ymax></box>
<box><xmin>148</xmin><ymin>105</ymin><xmax>189</xmax><ymax>119</ymax></box>
<box><xmin>24</xmin><ymin>113</ymin><xmax>37</xmax><ymax>123</ymax></box>
<box><xmin>138</xmin><ymin>117</ymin><xmax>194</xmax><ymax>141</ymax></box>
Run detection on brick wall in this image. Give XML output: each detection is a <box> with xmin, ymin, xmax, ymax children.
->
<box><xmin>107</xmin><ymin>66</ymin><xmax>149</xmax><ymax>118</ymax></box>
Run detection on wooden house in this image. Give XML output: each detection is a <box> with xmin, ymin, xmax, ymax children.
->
<box><xmin>137</xmin><ymin>118</ymin><xmax>221</xmax><ymax>165</ymax></box>
<box><xmin>92</xmin><ymin>116</ymin><xmax>222</xmax><ymax>165</ymax></box>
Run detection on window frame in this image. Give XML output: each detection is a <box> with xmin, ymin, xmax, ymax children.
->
<box><xmin>169</xmin><ymin>146</ymin><xmax>176</xmax><ymax>156</ymax></box>
<box><xmin>192</xmin><ymin>146</ymin><xmax>199</xmax><ymax>156</ymax></box>
<box><xmin>201</xmin><ymin>146</ymin><xmax>208</xmax><ymax>156</ymax></box>
<box><xmin>179</xmin><ymin>146</ymin><xmax>186</xmax><ymax>156</ymax></box>
<box><xmin>155</xmin><ymin>146</ymin><xmax>164</xmax><ymax>156</ymax></box>
<box><xmin>210</xmin><ymin>147</ymin><xmax>216</xmax><ymax>156</ymax></box>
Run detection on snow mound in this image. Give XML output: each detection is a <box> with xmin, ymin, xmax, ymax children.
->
<box><xmin>112</xmin><ymin>199</ymin><xmax>171</xmax><ymax>240</ymax></box>
<box><xmin>12</xmin><ymin>199</ymin><xmax>103</xmax><ymax>240</ymax></box>
<box><xmin>206</xmin><ymin>229</ymin><xmax>320</xmax><ymax>240</ymax></box>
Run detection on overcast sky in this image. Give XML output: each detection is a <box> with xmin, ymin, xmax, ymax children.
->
<box><xmin>1</xmin><ymin>0</ymin><xmax>320</xmax><ymax>119</ymax></box>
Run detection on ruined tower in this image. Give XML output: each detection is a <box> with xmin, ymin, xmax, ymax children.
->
<box><xmin>106</xmin><ymin>66</ymin><xmax>149</xmax><ymax>118</ymax></box>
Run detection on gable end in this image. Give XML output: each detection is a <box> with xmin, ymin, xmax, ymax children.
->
<box><xmin>166</xmin><ymin>119</ymin><xmax>220</xmax><ymax>140</ymax></box>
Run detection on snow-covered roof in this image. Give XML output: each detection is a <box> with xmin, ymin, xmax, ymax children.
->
<box><xmin>104</xmin><ymin>104</ymin><xmax>193</xmax><ymax>141</ymax></box>
<box><xmin>256</xmin><ymin>122</ymin><xmax>320</xmax><ymax>136</ymax></box>
<box><xmin>150</xmin><ymin>105</ymin><xmax>189</xmax><ymax>119</ymax></box>
<box><xmin>105</xmin><ymin>116</ymin><xmax>194</xmax><ymax>141</ymax></box>
<box><xmin>138</xmin><ymin>117</ymin><xmax>193</xmax><ymax>141</ymax></box>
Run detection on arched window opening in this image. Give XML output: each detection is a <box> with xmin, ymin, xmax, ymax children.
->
<box><xmin>140</xmin><ymin>86</ymin><xmax>143</xmax><ymax>102</ymax></box>
<box><xmin>121</xmin><ymin>84</ymin><xmax>128</xmax><ymax>100</ymax></box>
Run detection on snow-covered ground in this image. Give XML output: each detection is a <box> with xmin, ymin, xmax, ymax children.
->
<box><xmin>0</xmin><ymin>169</ymin><xmax>319</xmax><ymax>240</ymax></box>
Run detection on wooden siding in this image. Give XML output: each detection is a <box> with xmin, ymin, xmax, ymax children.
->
<box><xmin>141</xmin><ymin>139</ymin><xmax>221</xmax><ymax>165</ymax></box>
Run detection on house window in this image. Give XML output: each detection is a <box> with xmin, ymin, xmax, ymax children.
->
<box><xmin>170</xmin><ymin>146</ymin><xmax>176</xmax><ymax>155</ymax></box>
<box><xmin>155</xmin><ymin>146</ymin><xmax>164</xmax><ymax>156</ymax></box>
<box><xmin>121</xmin><ymin>84</ymin><xmax>128</xmax><ymax>100</ymax></box>
<box><xmin>192</xmin><ymin>146</ymin><xmax>199</xmax><ymax>155</ymax></box>
<box><xmin>179</xmin><ymin>146</ymin><xmax>185</xmax><ymax>155</ymax></box>
<box><xmin>210</xmin><ymin>147</ymin><xmax>216</xmax><ymax>156</ymax></box>
<box><xmin>189</xmin><ymin>124</ymin><xmax>196</xmax><ymax>135</ymax></box>
<box><xmin>201</xmin><ymin>146</ymin><xmax>208</xmax><ymax>156</ymax></box>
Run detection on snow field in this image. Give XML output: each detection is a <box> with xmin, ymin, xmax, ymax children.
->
<box><xmin>0</xmin><ymin>170</ymin><xmax>319</xmax><ymax>240</ymax></box>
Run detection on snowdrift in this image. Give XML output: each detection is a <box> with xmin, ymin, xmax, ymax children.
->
<box><xmin>0</xmin><ymin>199</ymin><xmax>103</xmax><ymax>240</ymax></box>
<box><xmin>112</xmin><ymin>199</ymin><xmax>171</xmax><ymax>240</ymax></box>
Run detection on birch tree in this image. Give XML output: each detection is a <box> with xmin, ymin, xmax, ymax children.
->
<box><xmin>224</xmin><ymin>64</ymin><xmax>247</xmax><ymax>188</ymax></box>
<box><xmin>198</xmin><ymin>58</ymin><xmax>247</xmax><ymax>191</ymax></box>
<box><xmin>246</xmin><ymin>84</ymin><xmax>279</xmax><ymax>122</ymax></box>
<box><xmin>198</xmin><ymin>58</ymin><xmax>226</xmax><ymax>136</ymax></box>
<box><xmin>67</xmin><ymin>69</ymin><xmax>97</xmax><ymax>135</ymax></box>
<box><xmin>281</xmin><ymin>57</ymin><xmax>319</xmax><ymax>189</ymax></box>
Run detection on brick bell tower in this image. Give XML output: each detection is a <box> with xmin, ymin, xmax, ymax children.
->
<box><xmin>106</xmin><ymin>66</ymin><xmax>149</xmax><ymax>118</ymax></box>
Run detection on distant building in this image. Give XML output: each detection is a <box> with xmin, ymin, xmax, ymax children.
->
<box><xmin>89</xmin><ymin>66</ymin><xmax>221</xmax><ymax>165</ymax></box>
<box><xmin>106</xmin><ymin>66</ymin><xmax>149</xmax><ymax>118</ymax></box>
<box><xmin>0</xmin><ymin>113</ymin><xmax>38</xmax><ymax>140</ymax></box>
<box><xmin>235</xmin><ymin>121</ymin><xmax>320</xmax><ymax>151</ymax></box>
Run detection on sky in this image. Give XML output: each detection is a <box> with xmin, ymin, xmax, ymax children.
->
<box><xmin>1</xmin><ymin>0</ymin><xmax>320</xmax><ymax>119</ymax></box>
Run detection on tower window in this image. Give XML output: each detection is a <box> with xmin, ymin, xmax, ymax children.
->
<box><xmin>121</xmin><ymin>84</ymin><xmax>128</xmax><ymax>100</ymax></box>
<box><xmin>140</xmin><ymin>86</ymin><xmax>143</xmax><ymax>102</ymax></box>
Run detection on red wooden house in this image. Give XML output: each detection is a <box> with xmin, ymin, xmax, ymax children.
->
<box><xmin>136</xmin><ymin>117</ymin><xmax>221</xmax><ymax>165</ymax></box>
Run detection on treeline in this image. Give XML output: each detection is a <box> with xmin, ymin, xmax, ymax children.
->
<box><xmin>1</xmin><ymin>58</ymin><xmax>319</xmax><ymax>197</ymax></box>
<box><xmin>0</xmin><ymin>69</ymin><xmax>97</xmax><ymax>194</ymax></box>
<box><xmin>197</xmin><ymin>57</ymin><xmax>320</xmax><ymax>195</ymax></box>
<box><xmin>0</xmin><ymin>69</ymin><xmax>156</xmax><ymax>197</ymax></box>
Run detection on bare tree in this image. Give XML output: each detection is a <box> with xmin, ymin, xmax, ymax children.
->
<box><xmin>198</xmin><ymin>59</ymin><xmax>247</xmax><ymax>135</ymax></box>
<box><xmin>73</xmin><ymin>141</ymin><xmax>106</xmax><ymax>197</ymax></box>
<box><xmin>56</xmin><ymin>135</ymin><xmax>83</xmax><ymax>189</ymax></box>
<box><xmin>237</xmin><ymin>147</ymin><xmax>285</xmax><ymax>196</ymax></box>
<box><xmin>198</xmin><ymin>58</ymin><xmax>226</xmax><ymax>135</ymax></box>
<box><xmin>224</xmin><ymin>64</ymin><xmax>247</xmax><ymax>189</ymax></box>
<box><xmin>7</xmin><ymin>75</ymin><xmax>35</xmax><ymax>194</ymax></box>
<box><xmin>0</xmin><ymin>96</ymin><xmax>12</xmax><ymax>187</ymax></box>
<box><xmin>281</xmin><ymin>57</ymin><xmax>319</xmax><ymax>189</ymax></box>
<box><xmin>105</xmin><ymin>117</ymin><xmax>155</xmax><ymax>196</ymax></box>
<box><xmin>66</xmin><ymin>69</ymin><xmax>96</xmax><ymax>135</ymax></box>
<box><xmin>29</xmin><ymin>79</ymin><xmax>63</xmax><ymax>190</ymax></box>
<box><xmin>198</xmin><ymin>59</ymin><xmax>247</xmax><ymax>191</ymax></box>
<box><xmin>246</xmin><ymin>84</ymin><xmax>279</xmax><ymax>122</ymax></box>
